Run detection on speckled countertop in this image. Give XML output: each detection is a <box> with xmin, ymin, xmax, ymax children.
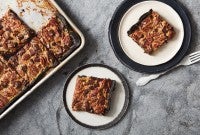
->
<box><xmin>0</xmin><ymin>0</ymin><xmax>200</xmax><ymax>135</ymax></box>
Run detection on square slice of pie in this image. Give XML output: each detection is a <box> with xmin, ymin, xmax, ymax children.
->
<box><xmin>37</xmin><ymin>14</ymin><xmax>79</xmax><ymax>61</ymax></box>
<box><xmin>127</xmin><ymin>9</ymin><xmax>175</xmax><ymax>54</ymax></box>
<box><xmin>0</xmin><ymin>9</ymin><xmax>35</xmax><ymax>56</ymax></box>
<box><xmin>72</xmin><ymin>76</ymin><xmax>116</xmax><ymax>115</ymax></box>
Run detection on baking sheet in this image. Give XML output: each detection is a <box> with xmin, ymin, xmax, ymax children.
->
<box><xmin>0</xmin><ymin>0</ymin><xmax>85</xmax><ymax>119</ymax></box>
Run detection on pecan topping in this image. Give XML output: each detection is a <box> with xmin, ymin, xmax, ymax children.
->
<box><xmin>72</xmin><ymin>76</ymin><xmax>115</xmax><ymax>115</ymax></box>
<box><xmin>128</xmin><ymin>9</ymin><xmax>175</xmax><ymax>54</ymax></box>
<box><xmin>37</xmin><ymin>15</ymin><xmax>72</xmax><ymax>60</ymax></box>
<box><xmin>0</xmin><ymin>10</ymin><xmax>35</xmax><ymax>55</ymax></box>
<box><xmin>0</xmin><ymin>56</ymin><xmax>26</xmax><ymax>109</ymax></box>
<box><xmin>8</xmin><ymin>37</ymin><xmax>56</xmax><ymax>84</ymax></box>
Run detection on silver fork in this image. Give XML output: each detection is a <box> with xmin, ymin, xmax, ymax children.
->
<box><xmin>136</xmin><ymin>51</ymin><xmax>200</xmax><ymax>86</ymax></box>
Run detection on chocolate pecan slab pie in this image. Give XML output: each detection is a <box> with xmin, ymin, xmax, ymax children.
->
<box><xmin>0</xmin><ymin>56</ymin><xmax>26</xmax><ymax>109</ymax></box>
<box><xmin>128</xmin><ymin>9</ymin><xmax>175</xmax><ymax>54</ymax></box>
<box><xmin>37</xmin><ymin>14</ymin><xmax>79</xmax><ymax>61</ymax></box>
<box><xmin>0</xmin><ymin>9</ymin><xmax>35</xmax><ymax>56</ymax></box>
<box><xmin>8</xmin><ymin>37</ymin><xmax>57</xmax><ymax>85</ymax></box>
<box><xmin>72</xmin><ymin>76</ymin><xmax>116</xmax><ymax>115</ymax></box>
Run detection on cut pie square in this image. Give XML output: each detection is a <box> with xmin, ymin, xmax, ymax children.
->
<box><xmin>72</xmin><ymin>76</ymin><xmax>116</xmax><ymax>115</ymax></box>
<box><xmin>0</xmin><ymin>9</ymin><xmax>35</xmax><ymax>56</ymax></box>
<box><xmin>37</xmin><ymin>14</ymin><xmax>78</xmax><ymax>61</ymax></box>
<box><xmin>128</xmin><ymin>9</ymin><xmax>175</xmax><ymax>54</ymax></box>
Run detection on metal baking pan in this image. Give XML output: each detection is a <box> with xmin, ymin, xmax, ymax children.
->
<box><xmin>0</xmin><ymin>0</ymin><xmax>85</xmax><ymax>119</ymax></box>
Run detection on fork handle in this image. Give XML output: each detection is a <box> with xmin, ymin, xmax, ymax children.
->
<box><xmin>136</xmin><ymin>63</ymin><xmax>182</xmax><ymax>86</ymax></box>
<box><xmin>136</xmin><ymin>73</ymin><xmax>165</xmax><ymax>86</ymax></box>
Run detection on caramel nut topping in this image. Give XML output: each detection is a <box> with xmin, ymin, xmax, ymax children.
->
<box><xmin>72</xmin><ymin>76</ymin><xmax>115</xmax><ymax>115</ymax></box>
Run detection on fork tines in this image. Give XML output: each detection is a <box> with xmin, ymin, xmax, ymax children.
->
<box><xmin>189</xmin><ymin>51</ymin><xmax>200</xmax><ymax>63</ymax></box>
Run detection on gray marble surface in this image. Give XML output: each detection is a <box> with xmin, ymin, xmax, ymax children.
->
<box><xmin>0</xmin><ymin>0</ymin><xmax>200</xmax><ymax>135</ymax></box>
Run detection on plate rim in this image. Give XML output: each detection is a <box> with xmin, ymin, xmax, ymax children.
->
<box><xmin>109</xmin><ymin>0</ymin><xmax>191</xmax><ymax>74</ymax></box>
<box><xmin>63</xmin><ymin>63</ymin><xmax>130</xmax><ymax>130</ymax></box>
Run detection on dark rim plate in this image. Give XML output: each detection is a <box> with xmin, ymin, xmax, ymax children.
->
<box><xmin>109</xmin><ymin>0</ymin><xmax>191</xmax><ymax>74</ymax></box>
<box><xmin>63</xmin><ymin>64</ymin><xmax>130</xmax><ymax>130</ymax></box>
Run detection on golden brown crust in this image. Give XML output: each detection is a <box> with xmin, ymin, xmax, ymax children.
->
<box><xmin>0</xmin><ymin>56</ymin><xmax>26</xmax><ymax>109</ymax></box>
<box><xmin>37</xmin><ymin>15</ymin><xmax>72</xmax><ymax>60</ymax></box>
<box><xmin>72</xmin><ymin>76</ymin><xmax>115</xmax><ymax>115</ymax></box>
<box><xmin>8</xmin><ymin>37</ymin><xmax>57</xmax><ymax>84</ymax></box>
<box><xmin>0</xmin><ymin>9</ymin><xmax>35</xmax><ymax>56</ymax></box>
<box><xmin>128</xmin><ymin>9</ymin><xmax>175</xmax><ymax>54</ymax></box>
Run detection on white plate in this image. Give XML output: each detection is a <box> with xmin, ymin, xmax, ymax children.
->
<box><xmin>63</xmin><ymin>64</ymin><xmax>129</xmax><ymax>129</ymax></box>
<box><xmin>118</xmin><ymin>0</ymin><xmax>184</xmax><ymax>66</ymax></box>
